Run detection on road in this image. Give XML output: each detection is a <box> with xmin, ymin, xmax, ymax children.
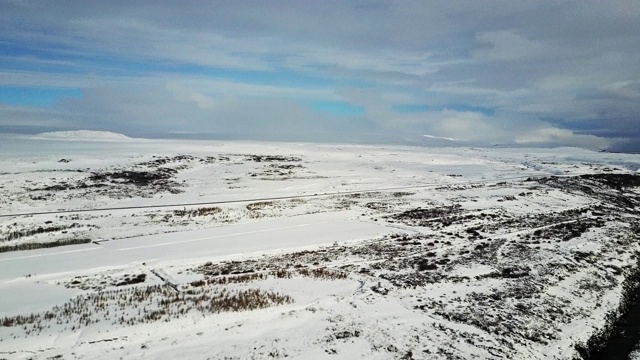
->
<box><xmin>0</xmin><ymin>211</ymin><xmax>392</xmax><ymax>281</ymax></box>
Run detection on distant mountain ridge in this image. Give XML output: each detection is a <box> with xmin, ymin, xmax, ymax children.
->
<box><xmin>36</xmin><ymin>130</ymin><xmax>132</xmax><ymax>141</ymax></box>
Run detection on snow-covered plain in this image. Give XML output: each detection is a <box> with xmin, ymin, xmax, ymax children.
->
<box><xmin>1</xmin><ymin>132</ymin><xmax>640</xmax><ymax>359</ymax></box>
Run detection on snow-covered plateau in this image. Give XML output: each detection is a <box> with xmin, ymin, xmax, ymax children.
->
<box><xmin>32</xmin><ymin>130</ymin><xmax>134</xmax><ymax>141</ymax></box>
<box><xmin>1</xmin><ymin>133</ymin><xmax>640</xmax><ymax>359</ymax></box>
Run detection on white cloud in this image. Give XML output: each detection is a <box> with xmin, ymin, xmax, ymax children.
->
<box><xmin>515</xmin><ymin>127</ymin><xmax>610</xmax><ymax>150</ymax></box>
<box><xmin>603</xmin><ymin>80</ymin><xmax>640</xmax><ymax>99</ymax></box>
<box><xmin>473</xmin><ymin>31</ymin><xmax>556</xmax><ymax>61</ymax></box>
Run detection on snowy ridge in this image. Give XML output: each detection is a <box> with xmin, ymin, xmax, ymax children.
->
<box><xmin>35</xmin><ymin>130</ymin><xmax>133</xmax><ymax>141</ymax></box>
<box><xmin>423</xmin><ymin>134</ymin><xmax>458</xmax><ymax>142</ymax></box>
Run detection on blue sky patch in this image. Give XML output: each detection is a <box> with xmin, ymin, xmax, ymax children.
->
<box><xmin>0</xmin><ymin>87</ymin><xmax>83</xmax><ymax>107</ymax></box>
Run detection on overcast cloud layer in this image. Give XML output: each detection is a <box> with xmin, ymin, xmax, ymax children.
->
<box><xmin>1</xmin><ymin>1</ymin><xmax>639</xmax><ymax>151</ymax></box>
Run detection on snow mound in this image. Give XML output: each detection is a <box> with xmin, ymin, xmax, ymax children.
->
<box><xmin>423</xmin><ymin>134</ymin><xmax>458</xmax><ymax>142</ymax></box>
<box><xmin>35</xmin><ymin>130</ymin><xmax>133</xmax><ymax>141</ymax></box>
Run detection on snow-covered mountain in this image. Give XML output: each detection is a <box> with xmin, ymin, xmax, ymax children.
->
<box><xmin>35</xmin><ymin>130</ymin><xmax>133</xmax><ymax>141</ymax></box>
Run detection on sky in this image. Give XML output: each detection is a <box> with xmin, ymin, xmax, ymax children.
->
<box><xmin>0</xmin><ymin>1</ymin><xmax>639</xmax><ymax>151</ymax></box>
